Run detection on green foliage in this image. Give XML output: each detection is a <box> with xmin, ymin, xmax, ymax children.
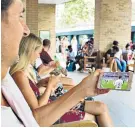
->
<box><xmin>58</xmin><ymin>0</ymin><xmax>94</xmax><ymax>28</ymax></box>
<box><xmin>101</xmin><ymin>80</ymin><xmax>128</xmax><ymax>90</ymax></box>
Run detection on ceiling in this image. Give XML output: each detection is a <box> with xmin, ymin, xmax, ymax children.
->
<box><xmin>38</xmin><ymin>0</ymin><xmax>71</xmax><ymax>4</ymax></box>
<box><xmin>38</xmin><ymin>0</ymin><xmax>135</xmax><ymax>4</ymax></box>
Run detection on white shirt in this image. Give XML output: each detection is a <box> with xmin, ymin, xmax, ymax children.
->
<box><xmin>35</xmin><ymin>57</ymin><xmax>43</xmax><ymax>69</ymax></box>
<box><xmin>71</xmin><ymin>39</ymin><xmax>78</xmax><ymax>56</ymax></box>
<box><xmin>1</xmin><ymin>106</ymin><xmax>24</xmax><ymax>127</ymax></box>
<box><xmin>126</xmin><ymin>49</ymin><xmax>133</xmax><ymax>55</ymax></box>
<box><xmin>114</xmin><ymin>49</ymin><xmax>122</xmax><ymax>59</ymax></box>
<box><xmin>114</xmin><ymin>79</ymin><xmax>123</xmax><ymax>89</ymax></box>
<box><xmin>1</xmin><ymin>69</ymin><xmax>39</xmax><ymax>127</ymax></box>
<box><xmin>56</xmin><ymin>40</ymin><xmax>60</xmax><ymax>52</ymax></box>
<box><xmin>67</xmin><ymin>51</ymin><xmax>75</xmax><ymax>61</ymax></box>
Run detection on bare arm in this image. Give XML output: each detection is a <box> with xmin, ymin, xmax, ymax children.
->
<box><xmin>131</xmin><ymin>52</ymin><xmax>135</xmax><ymax>60</ymax></box>
<box><xmin>107</xmin><ymin>54</ymin><xmax>110</xmax><ymax>60</ymax></box>
<box><xmin>37</xmin><ymin>77</ymin><xmax>49</xmax><ymax>87</ymax></box>
<box><xmin>82</xmin><ymin>46</ymin><xmax>88</xmax><ymax>54</ymax></box>
<box><xmin>37</xmin><ymin>64</ymin><xmax>54</xmax><ymax>76</ymax></box>
<box><xmin>12</xmin><ymin>71</ymin><xmax>53</xmax><ymax>109</ymax></box>
<box><xmin>33</xmin><ymin>70</ymin><xmax>109</xmax><ymax>126</ymax></box>
<box><xmin>33</xmin><ymin>84</ymin><xmax>85</xmax><ymax>126</ymax></box>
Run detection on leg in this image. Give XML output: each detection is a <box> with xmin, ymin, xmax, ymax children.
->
<box><xmin>115</xmin><ymin>58</ymin><xmax>122</xmax><ymax>71</ymax></box>
<box><xmin>109</xmin><ymin>59</ymin><xmax>115</xmax><ymax>72</ymax></box>
<box><xmin>120</xmin><ymin>60</ymin><xmax>127</xmax><ymax>72</ymax></box>
<box><xmin>66</xmin><ymin>61</ymin><xmax>70</xmax><ymax>67</ymax></box>
<box><xmin>80</xmin><ymin>59</ymin><xmax>84</xmax><ymax>70</ymax></box>
<box><xmin>83</xmin><ymin>112</ymin><xmax>96</xmax><ymax>122</ymax></box>
<box><xmin>114</xmin><ymin>59</ymin><xmax>118</xmax><ymax>72</ymax></box>
<box><xmin>84</xmin><ymin>101</ymin><xmax>113</xmax><ymax>127</ymax></box>
<box><xmin>58</xmin><ymin>110</ymin><xmax>95</xmax><ymax>124</ymax></box>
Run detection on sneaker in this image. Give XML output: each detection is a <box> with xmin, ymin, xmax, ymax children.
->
<box><xmin>80</xmin><ymin>69</ymin><xmax>84</xmax><ymax>73</ymax></box>
<box><xmin>85</xmin><ymin>97</ymin><xmax>94</xmax><ymax>101</ymax></box>
<box><xmin>77</xmin><ymin>67</ymin><xmax>82</xmax><ymax>71</ymax></box>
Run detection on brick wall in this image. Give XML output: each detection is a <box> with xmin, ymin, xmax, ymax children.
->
<box><xmin>23</xmin><ymin>0</ymin><xmax>26</xmax><ymax>23</ymax></box>
<box><xmin>94</xmin><ymin>0</ymin><xmax>132</xmax><ymax>52</ymax></box>
<box><xmin>132</xmin><ymin>0</ymin><xmax>135</xmax><ymax>22</ymax></box>
<box><xmin>26</xmin><ymin>0</ymin><xmax>38</xmax><ymax>35</ymax></box>
<box><xmin>38</xmin><ymin>4</ymin><xmax>56</xmax><ymax>57</ymax></box>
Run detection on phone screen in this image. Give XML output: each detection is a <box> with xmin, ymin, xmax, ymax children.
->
<box><xmin>98</xmin><ymin>72</ymin><xmax>132</xmax><ymax>90</ymax></box>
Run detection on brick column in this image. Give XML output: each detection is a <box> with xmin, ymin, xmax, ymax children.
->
<box><xmin>26</xmin><ymin>0</ymin><xmax>38</xmax><ymax>35</ymax></box>
<box><xmin>94</xmin><ymin>0</ymin><xmax>132</xmax><ymax>52</ymax></box>
<box><xmin>23</xmin><ymin>0</ymin><xmax>26</xmax><ymax>23</ymax></box>
<box><xmin>38</xmin><ymin>4</ymin><xmax>56</xmax><ymax>58</ymax></box>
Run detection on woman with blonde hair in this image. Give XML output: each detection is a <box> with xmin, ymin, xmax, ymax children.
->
<box><xmin>10</xmin><ymin>33</ymin><xmax>60</xmax><ymax>106</ymax></box>
<box><xmin>10</xmin><ymin>33</ymin><xmax>113</xmax><ymax>126</ymax></box>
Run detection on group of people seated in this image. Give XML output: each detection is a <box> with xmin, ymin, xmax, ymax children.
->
<box><xmin>66</xmin><ymin>37</ymin><xmax>95</xmax><ymax>72</ymax></box>
<box><xmin>1</xmin><ymin>0</ymin><xmax>114</xmax><ymax>127</ymax></box>
<box><xmin>66</xmin><ymin>39</ymin><xmax>135</xmax><ymax>73</ymax></box>
<box><xmin>103</xmin><ymin>40</ymin><xmax>135</xmax><ymax>72</ymax></box>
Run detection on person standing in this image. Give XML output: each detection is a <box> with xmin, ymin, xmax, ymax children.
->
<box><xmin>71</xmin><ymin>36</ymin><xmax>78</xmax><ymax>57</ymax></box>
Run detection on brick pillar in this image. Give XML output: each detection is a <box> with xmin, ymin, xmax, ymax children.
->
<box><xmin>94</xmin><ymin>0</ymin><xmax>132</xmax><ymax>52</ymax></box>
<box><xmin>23</xmin><ymin>0</ymin><xmax>26</xmax><ymax>23</ymax></box>
<box><xmin>26</xmin><ymin>0</ymin><xmax>38</xmax><ymax>35</ymax></box>
<box><xmin>38</xmin><ymin>4</ymin><xmax>56</xmax><ymax>58</ymax></box>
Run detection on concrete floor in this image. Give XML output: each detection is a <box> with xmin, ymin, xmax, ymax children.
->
<box><xmin>67</xmin><ymin>71</ymin><xmax>135</xmax><ymax>127</ymax></box>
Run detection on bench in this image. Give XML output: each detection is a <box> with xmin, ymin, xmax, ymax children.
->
<box><xmin>52</xmin><ymin>120</ymin><xmax>98</xmax><ymax>127</ymax></box>
<box><xmin>84</xmin><ymin>50</ymin><xmax>100</xmax><ymax>71</ymax></box>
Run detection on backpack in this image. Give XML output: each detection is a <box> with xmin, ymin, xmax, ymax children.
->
<box><xmin>66</xmin><ymin>61</ymin><xmax>76</xmax><ymax>71</ymax></box>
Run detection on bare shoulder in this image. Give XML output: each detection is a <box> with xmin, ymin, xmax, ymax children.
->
<box><xmin>11</xmin><ymin>70</ymin><xmax>28</xmax><ymax>86</ymax></box>
<box><xmin>12</xmin><ymin>70</ymin><xmax>27</xmax><ymax>79</ymax></box>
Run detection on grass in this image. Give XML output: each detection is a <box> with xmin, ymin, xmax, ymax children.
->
<box><xmin>101</xmin><ymin>80</ymin><xmax>128</xmax><ymax>90</ymax></box>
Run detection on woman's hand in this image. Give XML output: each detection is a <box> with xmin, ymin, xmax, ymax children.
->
<box><xmin>49</xmin><ymin>61</ymin><xmax>60</xmax><ymax>68</ymax></box>
<box><xmin>48</xmin><ymin>75</ymin><xmax>61</xmax><ymax>89</ymax></box>
<box><xmin>37</xmin><ymin>77</ymin><xmax>50</xmax><ymax>87</ymax></box>
<box><xmin>42</xmin><ymin>77</ymin><xmax>49</xmax><ymax>84</ymax></box>
<box><xmin>79</xmin><ymin>69</ymin><xmax>110</xmax><ymax>97</ymax></box>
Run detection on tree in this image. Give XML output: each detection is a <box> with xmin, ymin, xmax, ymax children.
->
<box><xmin>56</xmin><ymin>0</ymin><xmax>95</xmax><ymax>29</ymax></box>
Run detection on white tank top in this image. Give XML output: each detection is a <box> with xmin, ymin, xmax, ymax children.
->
<box><xmin>1</xmin><ymin>69</ymin><xmax>39</xmax><ymax>127</ymax></box>
<box><xmin>1</xmin><ymin>106</ymin><xmax>24</xmax><ymax>127</ymax></box>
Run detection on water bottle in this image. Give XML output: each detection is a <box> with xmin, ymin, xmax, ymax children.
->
<box><xmin>54</xmin><ymin>55</ymin><xmax>62</xmax><ymax>70</ymax></box>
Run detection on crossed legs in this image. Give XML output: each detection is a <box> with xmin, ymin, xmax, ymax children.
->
<box><xmin>84</xmin><ymin>101</ymin><xmax>113</xmax><ymax>127</ymax></box>
<box><xmin>109</xmin><ymin>58</ymin><xmax>118</xmax><ymax>72</ymax></box>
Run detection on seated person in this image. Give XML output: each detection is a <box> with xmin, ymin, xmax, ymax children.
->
<box><xmin>104</xmin><ymin>46</ymin><xmax>118</xmax><ymax>72</ymax></box>
<box><xmin>34</xmin><ymin>57</ymin><xmax>55</xmax><ymax>76</ymax></box>
<box><xmin>82</xmin><ymin>41</ymin><xmax>89</xmax><ymax>56</ymax></box>
<box><xmin>77</xmin><ymin>41</ymin><xmax>95</xmax><ymax>71</ymax></box>
<box><xmin>1</xmin><ymin>0</ymin><xmax>39</xmax><ymax>127</ymax></box>
<box><xmin>37</xmin><ymin>39</ymin><xmax>67</xmax><ymax>76</ymax></box>
<box><xmin>10</xmin><ymin>33</ymin><xmax>113</xmax><ymax>127</ymax></box>
<box><xmin>10</xmin><ymin>33</ymin><xmax>60</xmax><ymax>103</ymax></box>
<box><xmin>75</xmin><ymin>49</ymin><xmax>84</xmax><ymax>71</ymax></box>
<box><xmin>66</xmin><ymin>45</ymin><xmax>75</xmax><ymax>66</ymax></box>
<box><xmin>124</xmin><ymin>43</ymin><xmax>135</xmax><ymax>64</ymax></box>
<box><xmin>82</xmin><ymin>39</ymin><xmax>95</xmax><ymax>57</ymax></box>
<box><xmin>112</xmin><ymin>41</ymin><xmax>127</xmax><ymax>72</ymax></box>
<box><xmin>123</xmin><ymin>43</ymin><xmax>135</xmax><ymax>71</ymax></box>
<box><xmin>87</xmin><ymin>38</ymin><xmax>94</xmax><ymax>56</ymax></box>
<box><xmin>129</xmin><ymin>40</ymin><xmax>133</xmax><ymax>50</ymax></box>
<box><xmin>40</xmin><ymin>39</ymin><xmax>56</xmax><ymax>66</ymax></box>
<box><xmin>104</xmin><ymin>40</ymin><xmax>127</xmax><ymax>72</ymax></box>
<box><xmin>133</xmin><ymin>43</ymin><xmax>135</xmax><ymax>52</ymax></box>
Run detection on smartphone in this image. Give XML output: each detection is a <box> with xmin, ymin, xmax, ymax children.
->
<box><xmin>97</xmin><ymin>72</ymin><xmax>133</xmax><ymax>91</ymax></box>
